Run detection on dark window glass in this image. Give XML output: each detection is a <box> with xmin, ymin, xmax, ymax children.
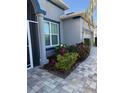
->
<box><xmin>45</xmin><ymin>35</ymin><xmax>50</xmax><ymax>45</ymax></box>
<box><xmin>52</xmin><ymin>35</ymin><xmax>58</xmax><ymax>45</ymax></box>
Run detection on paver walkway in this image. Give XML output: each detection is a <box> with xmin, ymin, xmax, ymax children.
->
<box><xmin>27</xmin><ymin>47</ymin><xmax>97</xmax><ymax>93</ymax></box>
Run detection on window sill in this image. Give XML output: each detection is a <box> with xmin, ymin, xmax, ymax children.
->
<box><xmin>46</xmin><ymin>44</ymin><xmax>59</xmax><ymax>50</ymax></box>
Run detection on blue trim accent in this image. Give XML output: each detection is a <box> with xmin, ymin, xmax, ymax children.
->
<box><xmin>31</xmin><ymin>0</ymin><xmax>46</xmax><ymax>15</ymax></box>
<box><xmin>47</xmin><ymin>0</ymin><xmax>65</xmax><ymax>10</ymax></box>
<box><xmin>44</xmin><ymin>17</ymin><xmax>60</xmax><ymax>24</ymax></box>
<box><xmin>46</xmin><ymin>47</ymin><xmax>55</xmax><ymax>51</ymax></box>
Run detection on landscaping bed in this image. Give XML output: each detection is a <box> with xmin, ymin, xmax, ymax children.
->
<box><xmin>41</xmin><ymin>42</ymin><xmax>90</xmax><ymax>79</ymax></box>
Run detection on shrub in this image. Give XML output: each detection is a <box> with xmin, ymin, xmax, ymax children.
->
<box><xmin>55</xmin><ymin>52</ymin><xmax>79</xmax><ymax>71</ymax></box>
<box><xmin>55</xmin><ymin>44</ymin><xmax>68</xmax><ymax>55</ymax></box>
<box><xmin>68</xmin><ymin>45</ymin><xmax>77</xmax><ymax>53</ymax></box>
<box><xmin>84</xmin><ymin>38</ymin><xmax>90</xmax><ymax>46</ymax></box>
<box><xmin>55</xmin><ymin>42</ymin><xmax>90</xmax><ymax>64</ymax></box>
<box><xmin>47</xmin><ymin>55</ymin><xmax>57</xmax><ymax>67</ymax></box>
<box><xmin>76</xmin><ymin>42</ymin><xmax>90</xmax><ymax>60</ymax></box>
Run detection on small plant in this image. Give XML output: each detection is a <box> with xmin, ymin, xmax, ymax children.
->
<box><xmin>55</xmin><ymin>52</ymin><xmax>79</xmax><ymax>71</ymax></box>
<box><xmin>68</xmin><ymin>45</ymin><xmax>77</xmax><ymax>52</ymax></box>
<box><xmin>55</xmin><ymin>44</ymin><xmax>68</xmax><ymax>55</ymax></box>
<box><xmin>48</xmin><ymin>55</ymin><xmax>57</xmax><ymax>66</ymax></box>
<box><xmin>59</xmin><ymin>47</ymin><xmax>66</xmax><ymax>56</ymax></box>
<box><xmin>84</xmin><ymin>38</ymin><xmax>90</xmax><ymax>46</ymax></box>
<box><xmin>76</xmin><ymin>42</ymin><xmax>90</xmax><ymax>60</ymax></box>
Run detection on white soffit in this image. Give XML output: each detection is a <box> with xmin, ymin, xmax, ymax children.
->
<box><xmin>60</xmin><ymin>12</ymin><xmax>85</xmax><ymax>20</ymax></box>
<box><xmin>50</xmin><ymin>0</ymin><xmax>69</xmax><ymax>10</ymax></box>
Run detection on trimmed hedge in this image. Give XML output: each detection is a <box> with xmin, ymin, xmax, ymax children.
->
<box><xmin>55</xmin><ymin>52</ymin><xmax>78</xmax><ymax>71</ymax></box>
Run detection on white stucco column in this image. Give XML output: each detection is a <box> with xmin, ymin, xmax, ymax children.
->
<box><xmin>37</xmin><ymin>14</ymin><xmax>48</xmax><ymax>65</ymax></box>
<box><xmin>90</xmin><ymin>30</ymin><xmax>94</xmax><ymax>53</ymax></box>
<box><xmin>91</xmin><ymin>31</ymin><xmax>94</xmax><ymax>46</ymax></box>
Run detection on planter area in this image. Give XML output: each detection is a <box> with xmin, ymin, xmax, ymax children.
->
<box><xmin>41</xmin><ymin>42</ymin><xmax>90</xmax><ymax>79</ymax></box>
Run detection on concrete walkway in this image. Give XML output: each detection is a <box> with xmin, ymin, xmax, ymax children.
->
<box><xmin>27</xmin><ymin>47</ymin><xmax>97</xmax><ymax>93</ymax></box>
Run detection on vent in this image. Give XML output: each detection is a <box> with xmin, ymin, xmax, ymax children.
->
<box><xmin>66</xmin><ymin>12</ymin><xmax>74</xmax><ymax>15</ymax></box>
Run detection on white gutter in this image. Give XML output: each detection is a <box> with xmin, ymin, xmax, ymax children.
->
<box><xmin>50</xmin><ymin>0</ymin><xmax>69</xmax><ymax>10</ymax></box>
<box><xmin>60</xmin><ymin>12</ymin><xmax>84</xmax><ymax>20</ymax></box>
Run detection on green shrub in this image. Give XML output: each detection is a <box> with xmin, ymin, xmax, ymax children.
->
<box><xmin>55</xmin><ymin>52</ymin><xmax>78</xmax><ymax>71</ymax></box>
<box><xmin>68</xmin><ymin>45</ymin><xmax>77</xmax><ymax>52</ymax></box>
<box><xmin>55</xmin><ymin>44</ymin><xmax>68</xmax><ymax>55</ymax></box>
<box><xmin>84</xmin><ymin>39</ymin><xmax>90</xmax><ymax>46</ymax></box>
<box><xmin>76</xmin><ymin>42</ymin><xmax>90</xmax><ymax>60</ymax></box>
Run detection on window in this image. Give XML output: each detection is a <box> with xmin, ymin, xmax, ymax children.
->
<box><xmin>44</xmin><ymin>22</ymin><xmax>50</xmax><ymax>46</ymax></box>
<box><xmin>44</xmin><ymin>21</ymin><xmax>59</xmax><ymax>47</ymax></box>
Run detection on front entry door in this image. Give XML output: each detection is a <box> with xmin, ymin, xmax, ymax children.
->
<box><xmin>27</xmin><ymin>0</ymin><xmax>40</xmax><ymax>69</ymax></box>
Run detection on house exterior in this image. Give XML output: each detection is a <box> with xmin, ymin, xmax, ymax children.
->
<box><xmin>27</xmin><ymin>0</ymin><xmax>95</xmax><ymax>69</ymax></box>
<box><xmin>60</xmin><ymin>12</ymin><xmax>95</xmax><ymax>45</ymax></box>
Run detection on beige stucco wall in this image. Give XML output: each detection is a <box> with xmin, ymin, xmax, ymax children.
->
<box><xmin>62</xmin><ymin>18</ymin><xmax>83</xmax><ymax>45</ymax></box>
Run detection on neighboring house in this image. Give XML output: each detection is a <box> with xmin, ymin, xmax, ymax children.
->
<box><xmin>27</xmin><ymin>0</ymin><xmax>95</xmax><ymax>69</ymax></box>
<box><xmin>60</xmin><ymin>12</ymin><xmax>95</xmax><ymax>45</ymax></box>
<box><xmin>93</xmin><ymin>26</ymin><xmax>97</xmax><ymax>45</ymax></box>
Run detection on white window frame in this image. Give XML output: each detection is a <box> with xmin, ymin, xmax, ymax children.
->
<box><xmin>27</xmin><ymin>20</ymin><xmax>38</xmax><ymax>70</ymax></box>
<box><xmin>44</xmin><ymin>20</ymin><xmax>60</xmax><ymax>48</ymax></box>
<box><xmin>27</xmin><ymin>20</ymin><xmax>34</xmax><ymax>70</ymax></box>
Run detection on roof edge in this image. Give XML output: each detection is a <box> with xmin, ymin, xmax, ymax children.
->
<box><xmin>31</xmin><ymin>0</ymin><xmax>46</xmax><ymax>15</ymax></box>
<box><xmin>49</xmin><ymin>0</ymin><xmax>69</xmax><ymax>10</ymax></box>
<box><xmin>60</xmin><ymin>12</ymin><xmax>96</xmax><ymax>28</ymax></box>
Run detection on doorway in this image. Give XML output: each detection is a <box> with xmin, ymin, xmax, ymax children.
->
<box><xmin>27</xmin><ymin>0</ymin><xmax>40</xmax><ymax>69</ymax></box>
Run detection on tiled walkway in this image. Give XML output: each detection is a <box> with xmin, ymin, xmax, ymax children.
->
<box><xmin>27</xmin><ymin>47</ymin><xmax>97</xmax><ymax>93</ymax></box>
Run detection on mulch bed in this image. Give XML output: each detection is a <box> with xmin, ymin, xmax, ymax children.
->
<box><xmin>40</xmin><ymin>56</ymin><xmax>88</xmax><ymax>79</ymax></box>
